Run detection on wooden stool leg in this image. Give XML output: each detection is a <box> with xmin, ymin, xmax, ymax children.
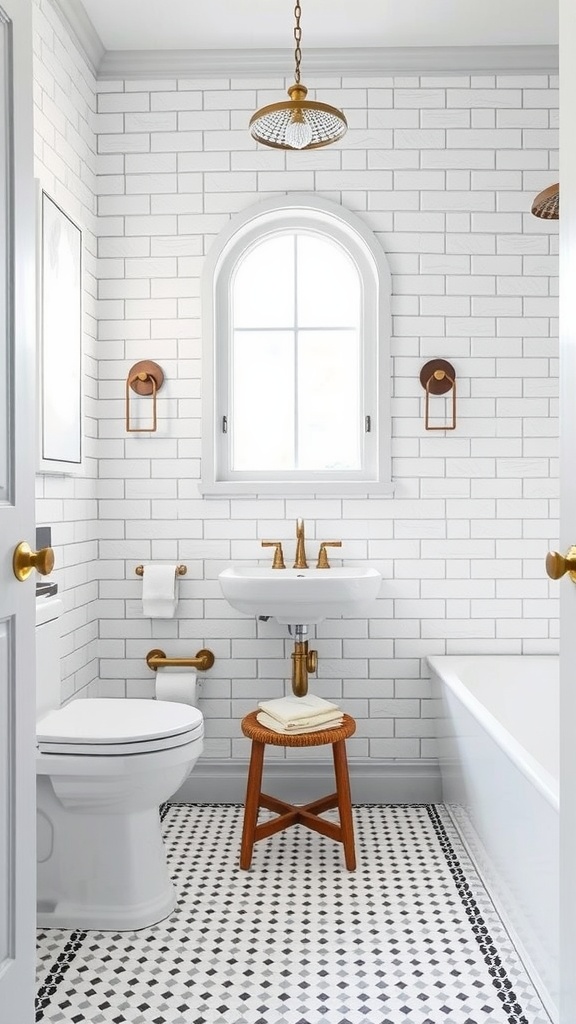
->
<box><xmin>240</xmin><ymin>739</ymin><xmax>265</xmax><ymax>869</ymax></box>
<box><xmin>332</xmin><ymin>739</ymin><xmax>356</xmax><ymax>870</ymax></box>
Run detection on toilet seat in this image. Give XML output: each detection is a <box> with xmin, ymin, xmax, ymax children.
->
<box><xmin>37</xmin><ymin>698</ymin><xmax>204</xmax><ymax>756</ymax></box>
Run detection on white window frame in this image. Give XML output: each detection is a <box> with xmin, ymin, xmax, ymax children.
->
<box><xmin>201</xmin><ymin>194</ymin><xmax>393</xmax><ymax>496</ymax></box>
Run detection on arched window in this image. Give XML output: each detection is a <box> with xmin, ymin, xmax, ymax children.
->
<box><xmin>202</xmin><ymin>195</ymin><xmax>392</xmax><ymax>495</ymax></box>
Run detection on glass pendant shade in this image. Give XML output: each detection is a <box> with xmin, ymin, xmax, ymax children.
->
<box><xmin>531</xmin><ymin>183</ymin><xmax>559</xmax><ymax>220</ymax></box>
<box><xmin>249</xmin><ymin>3</ymin><xmax>347</xmax><ymax>151</ymax></box>
<box><xmin>250</xmin><ymin>84</ymin><xmax>347</xmax><ymax>151</ymax></box>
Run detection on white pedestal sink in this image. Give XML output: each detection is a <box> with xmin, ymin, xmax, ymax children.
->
<box><xmin>218</xmin><ymin>566</ymin><xmax>381</xmax><ymax>626</ymax></box>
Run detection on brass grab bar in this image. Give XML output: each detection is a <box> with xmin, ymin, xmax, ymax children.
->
<box><xmin>146</xmin><ymin>648</ymin><xmax>215</xmax><ymax>672</ymax></box>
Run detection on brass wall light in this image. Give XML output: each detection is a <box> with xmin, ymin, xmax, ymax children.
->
<box><xmin>249</xmin><ymin>1</ymin><xmax>347</xmax><ymax>151</ymax></box>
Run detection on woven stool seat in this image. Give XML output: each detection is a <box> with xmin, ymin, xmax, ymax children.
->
<box><xmin>241</xmin><ymin>710</ymin><xmax>356</xmax><ymax>747</ymax></box>
<box><xmin>239</xmin><ymin>710</ymin><xmax>357</xmax><ymax>871</ymax></box>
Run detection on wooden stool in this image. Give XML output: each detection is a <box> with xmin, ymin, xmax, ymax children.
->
<box><xmin>239</xmin><ymin>711</ymin><xmax>356</xmax><ymax>871</ymax></box>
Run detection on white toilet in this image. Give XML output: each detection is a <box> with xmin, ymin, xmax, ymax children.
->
<box><xmin>35</xmin><ymin>595</ymin><xmax>204</xmax><ymax>931</ymax></box>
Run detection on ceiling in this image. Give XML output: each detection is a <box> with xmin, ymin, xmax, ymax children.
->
<box><xmin>77</xmin><ymin>0</ymin><xmax>558</xmax><ymax>53</ymax></box>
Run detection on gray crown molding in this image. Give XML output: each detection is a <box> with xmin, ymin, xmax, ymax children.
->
<box><xmin>174</xmin><ymin>757</ymin><xmax>442</xmax><ymax>806</ymax></box>
<box><xmin>98</xmin><ymin>44</ymin><xmax>558</xmax><ymax>80</ymax></box>
<box><xmin>47</xmin><ymin>2</ymin><xmax>559</xmax><ymax>81</ymax></box>
<box><xmin>51</xmin><ymin>0</ymin><xmax>105</xmax><ymax>77</ymax></box>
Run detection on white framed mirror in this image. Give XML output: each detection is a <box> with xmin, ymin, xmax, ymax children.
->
<box><xmin>36</xmin><ymin>185</ymin><xmax>83</xmax><ymax>474</ymax></box>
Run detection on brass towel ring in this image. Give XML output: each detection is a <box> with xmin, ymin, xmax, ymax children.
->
<box><xmin>126</xmin><ymin>360</ymin><xmax>164</xmax><ymax>432</ymax></box>
<box><xmin>420</xmin><ymin>359</ymin><xmax>457</xmax><ymax>431</ymax></box>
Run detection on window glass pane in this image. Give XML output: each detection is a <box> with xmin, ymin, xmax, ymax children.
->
<box><xmin>232</xmin><ymin>330</ymin><xmax>295</xmax><ymax>470</ymax></box>
<box><xmin>233</xmin><ymin>234</ymin><xmax>294</xmax><ymax>329</ymax></box>
<box><xmin>297</xmin><ymin>234</ymin><xmax>361</xmax><ymax>329</ymax></box>
<box><xmin>297</xmin><ymin>329</ymin><xmax>361</xmax><ymax>470</ymax></box>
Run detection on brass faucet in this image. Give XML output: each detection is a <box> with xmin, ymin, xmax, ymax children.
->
<box><xmin>293</xmin><ymin>518</ymin><xmax>308</xmax><ymax>569</ymax></box>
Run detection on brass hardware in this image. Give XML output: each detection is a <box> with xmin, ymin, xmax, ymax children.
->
<box><xmin>291</xmin><ymin>639</ymin><xmax>318</xmax><ymax>697</ymax></box>
<box><xmin>13</xmin><ymin>541</ymin><xmax>55</xmax><ymax>582</ymax></box>
<box><xmin>126</xmin><ymin>360</ymin><xmax>164</xmax><ymax>433</ymax></box>
<box><xmin>135</xmin><ymin>564</ymin><xmax>187</xmax><ymax>577</ymax></box>
<box><xmin>146</xmin><ymin>648</ymin><xmax>215</xmax><ymax>672</ymax></box>
<box><xmin>546</xmin><ymin>546</ymin><xmax>576</xmax><ymax>582</ymax></box>
<box><xmin>261</xmin><ymin>541</ymin><xmax>286</xmax><ymax>569</ymax></box>
<box><xmin>316</xmin><ymin>541</ymin><xmax>343</xmax><ymax>569</ymax></box>
<box><xmin>420</xmin><ymin>359</ymin><xmax>457</xmax><ymax>431</ymax></box>
<box><xmin>249</xmin><ymin>0</ymin><xmax>347</xmax><ymax>150</ymax></box>
<box><xmin>294</xmin><ymin>518</ymin><xmax>308</xmax><ymax>569</ymax></box>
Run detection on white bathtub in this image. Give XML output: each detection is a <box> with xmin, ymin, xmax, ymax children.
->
<box><xmin>427</xmin><ymin>655</ymin><xmax>559</xmax><ymax>1021</ymax></box>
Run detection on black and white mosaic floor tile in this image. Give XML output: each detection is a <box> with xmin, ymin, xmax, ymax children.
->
<box><xmin>36</xmin><ymin>804</ymin><xmax>551</xmax><ymax>1024</ymax></box>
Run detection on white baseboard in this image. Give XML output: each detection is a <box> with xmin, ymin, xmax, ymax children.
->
<box><xmin>172</xmin><ymin>757</ymin><xmax>441</xmax><ymax>805</ymax></box>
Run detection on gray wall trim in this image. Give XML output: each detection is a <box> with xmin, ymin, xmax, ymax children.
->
<box><xmin>172</xmin><ymin>757</ymin><xmax>441</xmax><ymax>806</ymax></box>
<box><xmin>50</xmin><ymin>0</ymin><xmax>105</xmax><ymax>77</ymax></box>
<box><xmin>98</xmin><ymin>44</ymin><xmax>558</xmax><ymax>80</ymax></box>
<box><xmin>42</xmin><ymin>10</ymin><xmax>559</xmax><ymax>83</ymax></box>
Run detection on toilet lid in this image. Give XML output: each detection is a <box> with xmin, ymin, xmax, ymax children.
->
<box><xmin>37</xmin><ymin>698</ymin><xmax>203</xmax><ymax>755</ymax></box>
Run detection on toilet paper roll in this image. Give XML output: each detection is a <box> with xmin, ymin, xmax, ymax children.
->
<box><xmin>141</xmin><ymin>565</ymin><xmax>178</xmax><ymax>618</ymax></box>
<box><xmin>155</xmin><ymin>667</ymin><xmax>198</xmax><ymax>706</ymax></box>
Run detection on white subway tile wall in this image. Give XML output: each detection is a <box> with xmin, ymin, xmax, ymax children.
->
<box><xmin>33</xmin><ymin>0</ymin><xmax>99</xmax><ymax>702</ymax></box>
<box><xmin>92</xmin><ymin>70</ymin><xmax>559</xmax><ymax>762</ymax></box>
<box><xmin>35</xmin><ymin>1</ymin><xmax>559</xmax><ymax>762</ymax></box>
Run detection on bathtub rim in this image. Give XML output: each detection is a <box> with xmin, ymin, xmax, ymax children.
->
<box><xmin>427</xmin><ymin>654</ymin><xmax>559</xmax><ymax>813</ymax></box>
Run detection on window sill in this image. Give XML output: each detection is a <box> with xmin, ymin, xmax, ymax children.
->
<box><xmin>199</xmin><ymin>478</ymin><xmax>396</xmax><ymax>498</ymax></box>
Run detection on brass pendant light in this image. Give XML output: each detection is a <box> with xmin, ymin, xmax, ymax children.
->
<box><xmin>531</xmin><ymin>183</ymin><xmax>559</xmax><ymax>220</ymax></box>
<box><xmin>249</xmin><ymin>1</ymin><xmax>347</xmax><ymax>151</ymax></box>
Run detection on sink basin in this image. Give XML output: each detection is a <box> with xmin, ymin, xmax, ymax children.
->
<box><xmin>219</xmin><ymin>566</ymin><xmax>381</xmax><ymax>625</ymax></box>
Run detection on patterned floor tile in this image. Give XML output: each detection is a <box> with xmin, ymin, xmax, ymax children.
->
<box><xmin>36</xmin><ymin>804</ymin><xmax>552</xmax><ymax>1024</ymax></box>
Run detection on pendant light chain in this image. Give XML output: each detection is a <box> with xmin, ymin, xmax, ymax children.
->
<box><xmin>293</xmin><ymin>2</ymin><xmax>303</xmax><ymax>84</ymax></box>
<box><xmin>249</xmin><ymin>0</ymin><xmax>347</xmax><ymax>150</ymax></box>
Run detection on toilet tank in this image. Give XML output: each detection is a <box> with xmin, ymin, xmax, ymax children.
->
<box><xmin>36</xmin><ymin>596</ymin><xmax>63</xmax><ymax>721</ymax></box>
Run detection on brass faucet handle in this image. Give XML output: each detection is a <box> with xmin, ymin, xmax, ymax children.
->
<box><xmin>316</xmin><ymin>541</ymin><xmax>342</xmax><ymax>569</ymax></box>
<box><xmin>261</xmin><ymin>540</ymin><xmax>286</xmax><ymax>569</ymax></box>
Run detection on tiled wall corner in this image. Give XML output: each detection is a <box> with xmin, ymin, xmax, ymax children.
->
<box><xmin>33</xmin><ymin>0</ymin><xmax>99</xmax><ymax>699</ymax></box>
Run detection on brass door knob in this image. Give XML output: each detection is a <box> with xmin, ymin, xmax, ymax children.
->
<box><xmin>545</xmin><ymin>546</ymin><xmax>576</xmax><ymax>582</ymax></box>
<box><xmin>13</xmin><ymin>541</ymin><xmax>55</xmax><ymax>582</ymax></box>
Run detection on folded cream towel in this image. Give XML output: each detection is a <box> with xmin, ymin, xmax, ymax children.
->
<box><xmin>261</xmin><ymin>708</ymin><xmax>345</xmax><ymax>731</ymax></box>
<box><xmin>258</xmin><ymin>693</ymin><xmax>340</xmax><ymax>726</ymax></box>
<box><xmin>257</xmin><ymin>711</ymin><xmax>344</xmax><ymax>735</ymax></box>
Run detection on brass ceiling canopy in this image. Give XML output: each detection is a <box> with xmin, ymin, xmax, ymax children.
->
<box><xmin>249</xmin><ymin>2</ymin><xmax>347</xmax><ymax>151</ymax></box>
<box><xmin>531</xmin><ymin>183</ymin><xmax>559</xmax><ymax>220</ymax></box>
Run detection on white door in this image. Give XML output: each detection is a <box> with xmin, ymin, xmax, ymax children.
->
<box><xmin>0</xmin><ymin>0</ymin><xmax>38</xmax><ymax>1020</ymax></box>
<box><xmin>559</xmin><ymin>1</ymin><xmax>576</xmax><ymax>1020</ymax></box>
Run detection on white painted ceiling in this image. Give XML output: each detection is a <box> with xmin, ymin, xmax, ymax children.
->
<box><xmin>78</xmin><ymin>0</ymin><xmax>558</xmax><ymax>52</ymax></box>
